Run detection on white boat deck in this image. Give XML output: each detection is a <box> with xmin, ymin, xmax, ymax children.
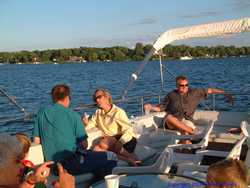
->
<box><xmin>27</xmin><ymin>110</ymin><xmax>249</xmax><ymax>187</ymax></box>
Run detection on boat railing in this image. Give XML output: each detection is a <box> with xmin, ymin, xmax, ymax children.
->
<box><xmin>0</xmin><ymin>90</ymin><xmax>249</xmax><ymax>126</ymax></box>
<box><xmin>74</xmin><ymin>91</ymin><xmax>249</xmax><ymax>116</ymax></box>
<box><xmin>0</xmin><ymin>87</ymin><xmax>34</xmax><ymax>125</ymax></box>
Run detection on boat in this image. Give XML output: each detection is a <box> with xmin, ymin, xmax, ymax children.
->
<box><xmin>180</xmin><ymin>56</ymin><xmax>193</xmax><ymax>60</ymax></box>
<box><xmin>1</xmin><ymin>17</ymin><xmax>250</xmax><ymax>187</ymax></box>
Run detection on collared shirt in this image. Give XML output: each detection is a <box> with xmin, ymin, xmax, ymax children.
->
<box><xmin>159</xmin><ymin>88</ymin><xmax>208</xmax><ymax>121</ymax></box>
<box><xmin>33</xmin><ymin>103</ymin><xmax>87</xmax><ymax>161</ymax></box>
<box><xmin>87</xmin><ymin>104</ymin><xmax>136</xmax><ymax>145</ymax></box>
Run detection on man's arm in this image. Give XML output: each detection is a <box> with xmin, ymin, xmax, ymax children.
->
<box><xmin>81</xmin><ymin>139</ymin><xmax>88</xmax><ymax>150</ymax></box>
<box><xmin>144</xmin><ymin>103</ymin><xmax>163</xmax><ymax>113</ymax></box>
<box><xmin>144</xmin><ymin>94</ymin><xmax>169</xmax><ymax>113</ymax></box>
<box><xmin>207</xmin><ymin>88</ymin><xmax>225</xmax><ymax>94</ymax></box>
<box><xmin>207</xmin><ymin>88</ymin><xmax>234</xmax><ymax>104</ymax></box>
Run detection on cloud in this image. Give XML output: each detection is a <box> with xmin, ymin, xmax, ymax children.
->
<box><xmin>231</xmin><ymin>0</ymin><xmax>250</xmax><ymax>10</ymax></box>
<box><xmin>181</xmin><ymin>11</ymin><xmax>222</xmax><ymax>19</ymax></box>
<box><xmin>128</xmin><ymin>18</ymin><xmax>157</xmax><ymax>26</ymax></box>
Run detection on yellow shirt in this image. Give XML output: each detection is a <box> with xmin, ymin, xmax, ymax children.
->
<box><xmin>87</xmin><ymin>104</ymin><xmax>136</xmax><ymax>145</ymax></box>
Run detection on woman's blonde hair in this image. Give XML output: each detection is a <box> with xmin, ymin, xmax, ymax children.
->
<box><xmin>93</xmin><ymin>88</ymin><xmax>113</xmax><ymax>104</ymax></box>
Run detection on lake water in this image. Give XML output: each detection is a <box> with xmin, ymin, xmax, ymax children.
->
<box><xmin>0</xmin><ymin>56</ymin><xmax>249</xmax><ymax>135</ymax></box>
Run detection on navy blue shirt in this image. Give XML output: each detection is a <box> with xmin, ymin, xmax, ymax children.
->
<box><xmin>160</xmin><ymin>88</ymin><xmax>208</xmax><ymax>121</ymax></box>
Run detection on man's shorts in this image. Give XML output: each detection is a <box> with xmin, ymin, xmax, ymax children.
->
<box><xmin>165</xmin><ymin>118</ymin><xmax>196</xmax><ymax>131</ymax></box>
<box><xmin>182</xmin><ymin>118</ymin><xmax>196</xmax><ymax>130</ymax></box>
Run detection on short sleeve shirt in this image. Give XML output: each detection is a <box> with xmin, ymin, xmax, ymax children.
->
<box><xmin>33</xmin><ymin>103</ymin><xmax>88</xmax><ymax>161</ymax></box>
<box><xmin>159</xmin><ymin>88</ymin><xmax>208</xmax><ymax>121</ymax></box>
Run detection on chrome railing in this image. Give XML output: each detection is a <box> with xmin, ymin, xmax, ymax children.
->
<box><xmin>74</xmin><ymin>92</ymin><xmax>249</xmax><ymax>115</ymax></box>
<box><xmin>0</xmin><ymin>90</ymin><xmax>249</xmax><ymax>126</ymax></box>
<box><xmin>0</xmin><ymin>87</ymin><xmax>34</xmax><ymax>125</ymax></box>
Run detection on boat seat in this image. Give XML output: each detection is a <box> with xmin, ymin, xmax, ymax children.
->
<box><xmin>167</xmin><ymin>121</ymin><xmax>215</xmax><ymax>151</ymax></box>
<box><xmin>176</xmin><ymin>121</ymin><xmax>249</xmax><ymax>181</ymax></box>
<box><xmin>112</xmin><ymin>147</ymin><xmax>173</xmax><ymax>175</ymax></box>
<box><xmin>27</xmin><ymin>143</ymin><xmax>94</xmax><ymax>188</ymax></box>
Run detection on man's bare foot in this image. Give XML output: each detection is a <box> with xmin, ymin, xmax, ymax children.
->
<box><xmin>178</xmin><ymin>139</ymin><xmax>192</xmax><ymax>144</ymax></box>
<box><xmin>228</xmin><ymin>128</ymin><xmax>241</xmax><ymax>134</ymax></box>
<box><xmin>128</xmin><ymin>158</ymin><xmax>142</xmax><ymax>166</ymax></box>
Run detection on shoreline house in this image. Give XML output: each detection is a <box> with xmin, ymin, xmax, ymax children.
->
<box><xmin>69</xmin><ymin>56</ymin><xmax>87</xmax><ymax>63</ymax></box>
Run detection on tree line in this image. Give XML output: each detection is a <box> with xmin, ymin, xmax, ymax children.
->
<box><xmin>0</xmin><ymin>43</ymin><xmax>250</xmax><ymax>64</ymax></box>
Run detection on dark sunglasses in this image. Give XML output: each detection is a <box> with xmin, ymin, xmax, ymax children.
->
<box><xmin>93</xmin><ymin>95</ymin><xmax>103</xmax><ymax>102</ymax></box>
<box><xmin>179</xmin><ymin>84</ymin><xmax>189</xmax><ymax>87</ymax></box>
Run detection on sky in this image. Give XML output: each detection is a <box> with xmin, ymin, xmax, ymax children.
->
<box><xmin>0</xmin><ymin>0</ymin><xmax>250</xmax><ymax>52</ymax></box>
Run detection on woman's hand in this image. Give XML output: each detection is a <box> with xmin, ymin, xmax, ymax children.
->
<box><xmin>224</xmin><ymin>93</ymin><xmax>234</xmax><ymax>105</ymax></box>
<box><xmin>82</xmin><ymin>112</ymin><xmax>89</xmax><ymax>126</ymax></box>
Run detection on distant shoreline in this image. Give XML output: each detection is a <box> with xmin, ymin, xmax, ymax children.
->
<box><xmin>1</xmin><ymin>43</ymin><xmax>250</xmax><ymax>64</ymax></box>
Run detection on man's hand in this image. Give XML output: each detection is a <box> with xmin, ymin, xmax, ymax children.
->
<box><xmin>224</xmin><ymin>93</ymin><xmax>234</xmax><ymax>105</ymax></box>
<box><xmin>82</xmin><ymin>112</ymin><xmax>89</xmax><ymax>126</ymax></box>
<box><xmin>144</xmin><ymin>103</ymin><xmax>153</xmax><ymax>114</ymax></box>
<box><xmin>144</xmin><ymin>103</ymin><xmax>161</xmax><ymax>113</ymax></box>
<box><xmin>81</xmin><ymin>139</ymin><xmax>88</xmax><ymax>150</ymax></box>
<box><xmin>53</xmin><ymin>163</ymin><xmax>75</xmax><ymax>188</ymax></box>
<box><xmin>34</xmin><ymin>137</ymin><xmax>41</xmax><ymax>144</ymax></box>
<box><xmin>228</xmin><ymin>127</ymin><xmax>241</xmax><ymax>134</ymax></box>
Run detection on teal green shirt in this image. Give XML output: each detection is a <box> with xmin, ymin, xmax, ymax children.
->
<box><xmin>33</xmin><ymin>103</ymin><xmax>87</xmax><ymax>161</ymax></box>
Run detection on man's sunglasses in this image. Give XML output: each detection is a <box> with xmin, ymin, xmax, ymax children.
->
<box><xmin>179</xmin><ymin>84</ymin><xmax>189</xmax><ymax>87</ymax></box>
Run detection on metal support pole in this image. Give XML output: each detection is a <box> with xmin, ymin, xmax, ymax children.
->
<box><xmin>158</xmin><ymin>95</ymin><xmax>161</xmax><ymax>103</ymax></box>
<box><xmin>212</xmin><ymin>94</ymin><xmax>216</xmax><ymax>111</ymax></box>
<box><xmin>141</xmin><ymin>96</ymin><xmax>144</xmax><ymax>115</ymax></box>
<box><xmin>159</xmin><ymin>52</ymin><xmax>164</xmax><ymax>92</ymax></box>
<box><xmin>0</xmin><ymin>87</ymin><xmax>26</xmax><ymax>115</ymax></box>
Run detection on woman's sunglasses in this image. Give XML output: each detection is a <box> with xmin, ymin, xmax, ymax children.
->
<box><xmin>93</xmin><ymin>95</ymin><xmax>103</xmax><ymax>102</ymax></box>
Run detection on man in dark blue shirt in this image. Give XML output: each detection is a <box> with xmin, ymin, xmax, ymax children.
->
<box><xmin>145</xmin><ymin>76</ymin><xmax>233</xmax><ymax>139</ymax></box>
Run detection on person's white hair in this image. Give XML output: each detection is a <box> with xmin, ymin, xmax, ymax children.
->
<box><xmin>0</xmin><ymin>134</ymin><xmax>22</xmax><ymax>170</ymax></box>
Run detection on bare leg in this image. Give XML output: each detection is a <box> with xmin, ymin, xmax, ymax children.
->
<box><xmin>94</xmin><ymin>136</ymin><xmax>141</xmax><ymax>166</ymax></box>
<box><xmin>165</xmin><ymin>114</ymin><xmax>194</xmax><ymax>144</ymax></box>
<box><xmin>165</xmin><ymin>114</ymin><xmax>194</xmax><ymax>134</ymax></box>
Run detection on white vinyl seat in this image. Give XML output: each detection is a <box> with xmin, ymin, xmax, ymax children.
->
<box><xmin>116</xmin><ymin>144</ymin><xmax>158</xmax><ymax>167</ymax></box>
<box><xmin>167</xmin><ymin>120</ymin><xmax>215</xmax><ymax>151</ymax></box>
<box><xmin>176</xmin><ymin>121</ymin><xmax>249</xmax><ymax>182</ymax></box>
<box><xmin>112</xmin><ymin>147</ymin><xmax>173</xmax><ymax>175</ymax></box>
<box><xmin>133</xmin><ymin>111</ymin><xmax>217</xmax><ymax>152</ymax></box>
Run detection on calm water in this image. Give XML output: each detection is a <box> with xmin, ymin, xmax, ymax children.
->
<box><xmin>0</xmin><ymin>57</ymin><xmax>250</xmax><ymax>135</ymax></box>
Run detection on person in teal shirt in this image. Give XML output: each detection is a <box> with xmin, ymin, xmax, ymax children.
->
<box><xmin>33</xmin><ymin>84</ymin><xmax>117</xmax><ymax>176</ymax></box>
